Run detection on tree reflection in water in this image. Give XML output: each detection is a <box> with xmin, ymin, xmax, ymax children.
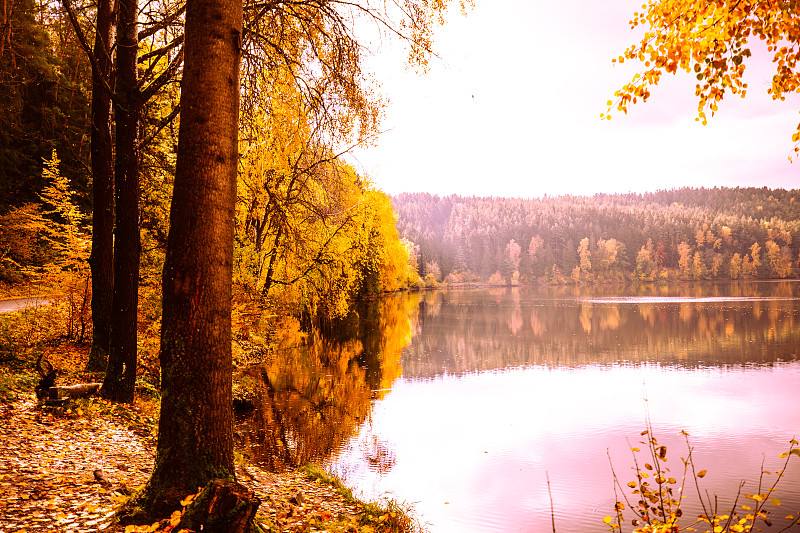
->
<box><xmin>235</xmin><ymin>292</ymin><xmax>420</xmax><ymax>471</ymax></box>
<box><xmin>234</xmin><ymin>281</ymin><xmax>800</xmax><ymax>473</ymax></box>
<box><xmin>401</xmin><ymin>281</ymin><xmax>800</xmax><ymax>378</ymax></box>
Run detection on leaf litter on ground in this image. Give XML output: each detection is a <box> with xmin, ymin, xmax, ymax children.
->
<box><xmin>0</xmin><ymin>395</ymin><xmax>415</xmax><ymax>533</ymax></box>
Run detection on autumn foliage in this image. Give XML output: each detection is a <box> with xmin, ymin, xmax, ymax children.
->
<box><xmin>606</xmin><ymin>0</ymin><xmax>800</xmax><ymax>154</ymax></box>
<box><xmin>607</xmin><ymin>425</ymin><xmax>800</xmax><ymax>533</ymax></box>
<box><xmin>393</xmin><ymin>190</ymin><xmax>800</xmax><ymax>285</ymax></box>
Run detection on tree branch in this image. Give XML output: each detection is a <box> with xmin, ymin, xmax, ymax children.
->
<box><xmin>139</xmin><ymin>45</ymin><xmax>183</xmax><ymax>101</ymax></box>
<box><xmin>139</xmin><ymin>103</ymin><xmax>180</xmax><ymax>150</ymax></box>
<box><xmin>59</xmin><ymin>0</ymin><xmax>116</xmax><ymax>101</ymax></box>
<box><xmin>137</xmin><ymin>3</ymin><xmax>185</xmax><ymax>41</ymax></box>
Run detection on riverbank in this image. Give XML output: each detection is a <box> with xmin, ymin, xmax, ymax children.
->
<box><xmin>0</xmin><ymin>395</ymin><xmax>419</xmax><ymax>533</ymax></box>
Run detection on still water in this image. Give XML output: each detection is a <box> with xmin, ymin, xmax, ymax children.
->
<box><xmin>237</xmin><ymin>282</ymin><xmax>800</xmax><ymax>532</ymax></box>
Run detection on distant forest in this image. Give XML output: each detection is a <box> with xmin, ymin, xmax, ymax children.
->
<box><xmin>392</xmin><ymin>187</ymin><xmax>800</xmax><ymax>285</ymax></box>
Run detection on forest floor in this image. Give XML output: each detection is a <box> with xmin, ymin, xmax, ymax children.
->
<box><xmin>0</xmin><ymin>286</ymin><xmax>417</xmax><ymax>533</ymax></box>
<box><xmin>0</xmin><ymin>395</ymin><xmax>404</xmax><ymax>533</ymax></box>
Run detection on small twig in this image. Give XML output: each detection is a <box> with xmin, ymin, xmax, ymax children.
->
<box><xmin>684</xmin><ymin>434</ymin><xmax>712</xmax><ymax>520</ymax></box>
<box><xmin>546</xmin><ymin>472</ymin><xmax>556</xmax><ymax>533</ymax></box>
<box><xmin>607</xmin><ymin>448</ymin><xmax>638</xmax><ymax>516</ymax></box>
<box><xmin>722</xmin><ymin>481</ymin><xmax>746</xmax><ymax>532</ymax></box>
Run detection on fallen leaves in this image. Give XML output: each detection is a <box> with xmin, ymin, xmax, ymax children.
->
<box><xmin>1</xmin><ymin>395</ymin><xmax>395</xmax><ymax>533</ymax></box>
<box><xmin>0</xmin><ymin>397</ymin><xmax>153</xmax><ymax>532</ymax></box>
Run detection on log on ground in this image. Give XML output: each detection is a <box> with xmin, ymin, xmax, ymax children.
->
<box><xmin>48</xmin><ymin>383</ymin><xmax>102</xmax><ymax>400</ymax></box>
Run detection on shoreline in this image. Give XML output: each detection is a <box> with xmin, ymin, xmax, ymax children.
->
<box><xmin>0</xmin><ymin>396</ymin><xmax>418</xmax><ymax>533</ymax></box>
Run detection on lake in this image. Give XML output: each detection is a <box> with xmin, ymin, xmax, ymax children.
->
<box><xmin>236</xmin><ymin>281</ymin><xmax>800</xmax><ymax>532</ymax></box>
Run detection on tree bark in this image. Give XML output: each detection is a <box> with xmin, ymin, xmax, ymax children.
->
<box><xmin>85</xmin><ymin>0</ymin><xmax>115</xmax><ymax>373</ymax></box>
<box><xmin>102</xmin><ymin>0</ymin><xmax>140</xmax><ymax>403</ymax></box>
<box><xmin>261</xmin><ymin>224</ymin><xmax>281</xmax><ymax>297</ymax></box>
<box><xmin>136</xmin><ymin>0</ymin><xmax>242</xmax><ymax>515</ymax></box>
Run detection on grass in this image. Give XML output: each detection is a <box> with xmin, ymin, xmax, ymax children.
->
<box><xmin>299</xmin><ymin>464</ymin><xmax>426</xmax><ymax>533</ymax></box>
<box><xmin>0</xmin><ymin>367</ymin><xmax>37</xmax><ymax>403</ymax></box>
<box><xmin>0</xmin><ymin>303</ymin><xmax>56</xmax><ymax>403</ymax></box>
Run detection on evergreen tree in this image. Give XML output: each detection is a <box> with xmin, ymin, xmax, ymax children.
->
<box><xmin>0</xmin><ymin>0</ymin><xmax>89</xmax><ymax>209</ymax></box>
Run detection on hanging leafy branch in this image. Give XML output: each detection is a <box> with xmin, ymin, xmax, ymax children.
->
<box><xmin>605</xmin><ymin>0</ymin><xmax>800</xmax><ymax>155</ymax></box>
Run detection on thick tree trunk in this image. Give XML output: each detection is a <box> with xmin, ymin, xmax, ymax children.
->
<box><xmin>135</xmin><ymin>0</ymin><xmax>242</xmax><ymax>516</ymax></box>
<box><xmin>85</xmin><ymin>0</ymin><xmax>115</xmax><ymax>373</ymax></box>
<box><xmin>102</xmin><ymin>0</ymin><xmax>139</xmax><ymax>403</ymax></box>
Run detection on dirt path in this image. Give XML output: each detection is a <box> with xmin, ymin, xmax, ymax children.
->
<box><xmin>0</xmin><ymin>297</ymin><xmax>51</xmax><ymax>314</ymax></box>
<box><xmin>0</xmin><ymin>398</ymin><xmax>375</xmax><ymax>533</ymax></box>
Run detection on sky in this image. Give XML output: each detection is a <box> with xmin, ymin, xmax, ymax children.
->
<box><xmin>345</xmin><ymin>0</ymin><xmax>800</xmax><ymax>198</ymax></box>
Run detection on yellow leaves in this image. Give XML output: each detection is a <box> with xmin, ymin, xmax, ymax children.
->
<box><xmin>609</xmin><ymin>0</ymin><xmax>800</xmax><ymax>146</ymax></box>
<box><xmin>180</xmin><ymin>493</ymin><xmax>197</xmax><ymax>507</ymax></box>
<box><xmin>124</xmin><ymin>524</ymin><xmax>161</xmax><ymax>533</ymax></box>
<box><xmin>730</xmin><ymin>519</ymin><xmax>748</xmax><ymax>532</ymax></box>
<box><xmin>123</xmin><ymin>493</ymin><xmax>195</xmax><ymax>533</ymax></box>
<box><xmin>169</xmin><ymin>510</ymin><xmax>183</xmax><ymax>526</ymax></box>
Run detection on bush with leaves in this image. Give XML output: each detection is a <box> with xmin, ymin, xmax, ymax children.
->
<box><xmin>607</xmin><ymin>423</ymin><xmax>800</xmax><ymax>533</ymax></box>
<box><xmin>6</xmin><ymin>150</ymin><xmax>93</xmax><ymax>341</ymax></box>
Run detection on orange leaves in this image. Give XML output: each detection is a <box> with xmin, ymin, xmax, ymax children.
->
<box><xmin>610</xmin><ymin>0</ymin><xmax>800</xmax><ymax>146</ymax></box>
<box><xmin>123</xmin><ymin>490</ymin><xmax>199</xmax><ymax>533</ymax></box>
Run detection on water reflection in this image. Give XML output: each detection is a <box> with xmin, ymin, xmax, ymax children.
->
<box><xmin>235</xmin><ymin>293</ymin><xmax>420</xmax><ymax>470</ymax></box>
<box><xmin>402</xmin><ymin>282</ymin><xmax>800</xmax><ymax>378</ymax></box>
<box><xmin>325</xmin><ymin>282</ymin><xmax>800</xmax><ymax>533</ymax></box>
<box><xmin>238</xmin><ymin>281</ymin><xmax>800</xmax><ymax>533</ymax></box>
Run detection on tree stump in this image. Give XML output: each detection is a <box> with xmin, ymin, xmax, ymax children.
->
<box><xmin>177</xmin><ymin>479</ymin><xmax>260</xmax><ymax>533</ymax></box>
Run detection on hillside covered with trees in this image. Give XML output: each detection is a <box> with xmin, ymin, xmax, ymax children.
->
<box><xmin>393</xmin><ymin>188</ymin><xmax>800</xmax><ymax>285</ymax></box>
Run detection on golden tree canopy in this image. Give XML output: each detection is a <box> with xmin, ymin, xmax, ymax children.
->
<box><xmin>605</xmin><ymin>0</ymin><xmax>800</xmax><ymax>152</ymax></box>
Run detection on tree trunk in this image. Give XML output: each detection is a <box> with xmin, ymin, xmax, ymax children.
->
<box><xmin>261</xmin><ymin>224</ymin><xmax>281</xmax><ymax>297</ymax></box>
<box><xmin>102</xmin><ymin>0</ymin><xmax>139</xmax><ymax>403</ymax></box>
<box><xmin>85</xmin><ymin>0</ymin><xmax>115</xmax><ymax>373</ymax></box>
<box><xmin>135</xmin><ymin>0</ymin><xmax>242</xmax><ymax>515</ymax></box>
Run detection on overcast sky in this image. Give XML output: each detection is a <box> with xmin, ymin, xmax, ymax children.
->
<box><xmin>345</xmin><ymin>0</ymin><xmax>800</xmax><ymax>198</ymax></box>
